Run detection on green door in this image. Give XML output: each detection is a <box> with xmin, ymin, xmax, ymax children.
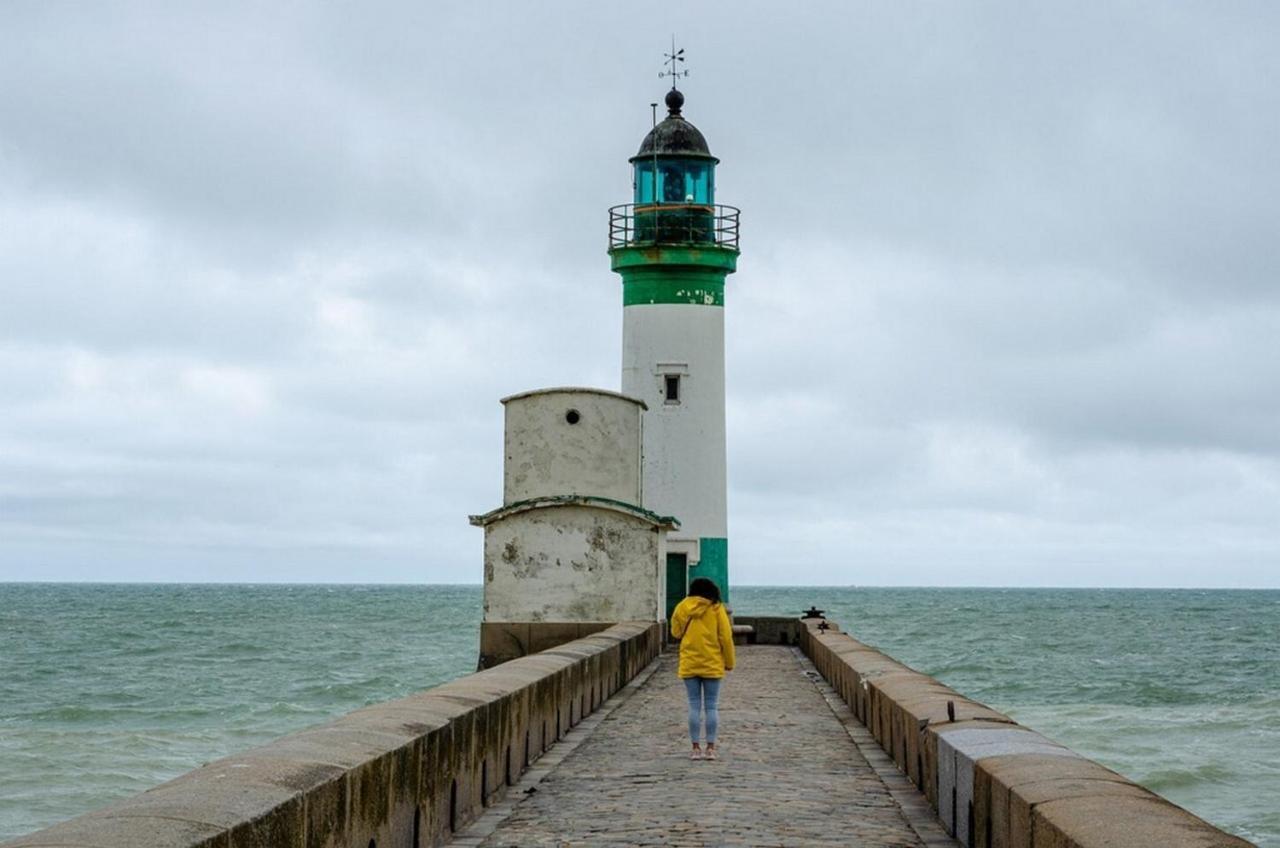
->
<box><xmin>665</xmin><ymin>553</ymin><xmax>688</xmax><ymax>625</ymax></box>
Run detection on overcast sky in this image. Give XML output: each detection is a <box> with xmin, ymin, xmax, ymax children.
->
<box><xmin>2</xmin><ymin>2</ymin><xmax>1277</xmax><ymax>587</ymax></box>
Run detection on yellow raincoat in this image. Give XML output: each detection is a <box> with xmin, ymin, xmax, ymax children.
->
<box><xmin>670</xmin><ymin>596</ymin><xmax>736</xmax><ymax>679</ymax></box>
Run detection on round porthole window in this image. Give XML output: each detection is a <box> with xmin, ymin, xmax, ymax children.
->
<box><xmin>565</xmin><ymin>409</ymin><xmax>581</xmax><ymax>425</ymax></box>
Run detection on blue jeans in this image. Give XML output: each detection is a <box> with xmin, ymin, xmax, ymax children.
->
<box><xmin>683</xmin><ymin>676</ymin><xmax>722</xmax><ymax>744</ymax></box>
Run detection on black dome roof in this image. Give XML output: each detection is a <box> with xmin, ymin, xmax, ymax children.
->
<box><xmin>631</xmin><ymin>89</ymin><xmax>717</xmax><ymax>161</ymax></box>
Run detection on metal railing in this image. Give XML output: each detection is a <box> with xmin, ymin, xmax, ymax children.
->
<box><xmin>608</xmin><ymin>203</ymin><xmax>740</xmax><ymax>250</ymax></box>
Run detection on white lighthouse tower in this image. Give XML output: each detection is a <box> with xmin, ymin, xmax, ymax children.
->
<box><xmin>608</xmin><ymin>84</ymin><xmax>740</xmax><ymax>618</ymax></box>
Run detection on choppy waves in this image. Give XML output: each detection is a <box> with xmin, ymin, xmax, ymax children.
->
<box><xmin>0</xmin><ymin>583</ymin><xmax>481</xmax><ymax>840</ymax></box>
<box><xmin>1</xmin><ymin>584</ymin><xmax>1276</xmax><ymax>845</ymax></box>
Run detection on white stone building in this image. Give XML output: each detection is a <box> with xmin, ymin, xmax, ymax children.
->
<box><xmin>470</xmin><ymin>388</ymin><xmax>677</xmax><ymax>667</ymax></box>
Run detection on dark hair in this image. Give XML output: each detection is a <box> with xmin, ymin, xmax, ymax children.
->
<box><xmin>687</xmin><ymin>578</ymin><xmax>721</xmax><ymax>604</ymax></box>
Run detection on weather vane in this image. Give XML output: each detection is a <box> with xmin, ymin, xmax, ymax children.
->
<box><xmin>659</xmin><ymin>36</ymin><xmax>688</xmax><ymax>89</ymax></box>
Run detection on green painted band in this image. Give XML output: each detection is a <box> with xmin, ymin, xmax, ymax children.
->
<box><xmin>693</xmin><ymin>537</ymin><xmax>729</xmax><ymax>605</ymax></box>
<box><xmin>611</xmin><ymin>243</ymin><xmax>735</xmax><ymax>306</ymax></box>
<box><xmin>609</xmin><ymin>244</ymin><xmax>739</xmax><ymax>274</ymax></box>
<box><xmin>623</xmin><ymin>278</ymin><xmax>724</xmax><ymax>306</ymax></box>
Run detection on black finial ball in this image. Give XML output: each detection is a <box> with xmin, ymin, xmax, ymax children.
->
<box><xmin>665</xmin><ymin>88</ymin><xmax>684</xmax><ymax>114</ymax></box>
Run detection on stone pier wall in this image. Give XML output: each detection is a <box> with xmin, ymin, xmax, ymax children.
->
<box><xmin>3</xmin><ymin>622</ymin><xmax>663</xmax><ymax>848</ymax></box>
<box><xmin>799</xmin><ymin>618</ymin><xmax>1253</xmax><ymax>848</ymax></box>
<box><xmin>730</xmin><ymin>615</ymin><xmax>805</xmax><ymax>645</ymax></box>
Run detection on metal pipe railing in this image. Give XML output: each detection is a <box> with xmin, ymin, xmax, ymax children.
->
<box><xmin>608</xmin><ymin>204</ymin><xmax>741</xmax><ymax>250</ymax></box>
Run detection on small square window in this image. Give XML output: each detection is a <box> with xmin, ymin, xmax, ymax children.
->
<box><xmin>663</xmin><ymin>374</ymin><xmax>681</xmax><ymax>404</ymax></box>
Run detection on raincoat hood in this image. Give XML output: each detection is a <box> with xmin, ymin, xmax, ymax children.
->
<box><xmin>678</xmin><ymin>596</ymin><xmax>715</xmax><ymax>618</ymax></box>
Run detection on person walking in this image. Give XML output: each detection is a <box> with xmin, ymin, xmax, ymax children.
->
<box><xmin>670</xmin><ymin>577</ymin><xmax>736</xmax><ymax>760</ymax></box>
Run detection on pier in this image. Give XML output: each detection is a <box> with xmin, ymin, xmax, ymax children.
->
<box><xmin>3</xmin><ymin>618</ymin><xmax>1252</xmax><ymax>848</ymax></box>
<box><xmin>455</xmin><ymin>646</ymin><xmax>953</xmax><ymax>847</ymax></box>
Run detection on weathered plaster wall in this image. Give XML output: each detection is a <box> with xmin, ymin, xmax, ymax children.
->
<box><xmin>501</xmin><ymin>388</ymin><xmax>643</xmax><ymax>506</ymax></box>
<box><xmin>1</xmin><ymin>623</ymin><xmax>663</xmax><ymax>848</ymax></box>
<box><xmin>799</xmin><ymin>619</ymin><xmax>1253</xmax><ymax>848</ymax></box>
<box><xmin>483</xmin><ymin>505</ymin><xmax>664</xmax><ymax>623</ymax></box>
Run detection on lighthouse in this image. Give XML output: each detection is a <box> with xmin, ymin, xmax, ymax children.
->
<box><xmin>609</xmin><ymin>85</ymin><xmax>740</xmax><ymax>618</ymax></box>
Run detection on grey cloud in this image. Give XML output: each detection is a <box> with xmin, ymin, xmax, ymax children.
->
<box><xmin>1</xmin><ymin>1</ymin><xmax>1277</xmax><ymax>586</ymax></box>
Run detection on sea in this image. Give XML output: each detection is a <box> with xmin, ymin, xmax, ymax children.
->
<box><xmin>1</xmin><ymin>584</ymin><xmax>1276</xmax><ymax>845</ymax></box>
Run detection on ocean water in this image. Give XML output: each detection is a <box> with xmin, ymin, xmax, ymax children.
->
<box><xmin>1</xmin><ymin>585</ymin><xmax>1276</xmax><ymax>845</ymax></box>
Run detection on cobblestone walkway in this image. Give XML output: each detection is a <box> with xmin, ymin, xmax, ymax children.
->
<box><xmin>463</xmin><ymin>646</ymin><xmax>951</xmax><ymax>847</ymax></box>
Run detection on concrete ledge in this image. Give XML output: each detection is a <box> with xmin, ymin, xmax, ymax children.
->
<box><xmin>731</xmin><ymin>616</ymin><xmax>804</xmax><ymax>645</ymax></box>
<box><xmin>937</xmin><ymin>724</ymin><xmax>1075</xmax><ymax>842</ymax></box>
<box><xmin>1032</xmin><ymin>794</ymin><xmax>1255</xmax><ymax>848</ymax></box>
<box><xmin>478</xmin><ymin>620</ymin><xmax>619</xmax><ymax>669</ymax></box>
<box><xmin>798</xmin><ymin>618</ymin><xmax>1252</xmax><ymax>847</ymax></box>
<box><xmin>3</xmin><ymin>621</ymin><xmax>663</xmax><ymax>848</ymax></box>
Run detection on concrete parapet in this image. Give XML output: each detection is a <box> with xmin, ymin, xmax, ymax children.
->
<box><xmin>798</xmin><ymin>618</ymin><xmax>1253</xmax><ymax>847</ymax></box>
<box><xmin>730</xmin><ymin>615</ymin><xmax>805</xmax><ymax>645</ymax></box>
<box><xmin>2</xmin><ymin>622</ymin><xmax>663</xmax><ymax>848</ymax></box>
<box><xmin>478</xmin><ymin>620</ymin><xmax>618</xmax><ymax>669</ymax></box>
<box><xmin>936</xmin><ymin>724</ymin><xmax>1075</xmax><ymax>843</ymax></box>
<box><xmin>1031</xmin><ymin>794</ymin><xmax>1254</xmax><ymax>848</ymax></box>
<box><xmin>973</xmin><ymin>754</ymin><xmax>1150</xmax><ymax>848</ymax></box>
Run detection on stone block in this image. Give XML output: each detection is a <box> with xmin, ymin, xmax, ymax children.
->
<box><xmin>298</xmin><ymin>772</ymin><xmax>346</xmax><ymax>848</ymax></box>
<box><xmin>935</xmin><ymin>725</ymin><xmax>1077</xmax><ymax>845</ymax></box>
<box><xmin>972</xmin><ymin>754</ymin><xmax>1146</xmax><ymax>848</ymax></box>
<box><xmin>830</xmin><ymin>648</ymin><xmax>911</xmax><ymax>725</ymax></box>
<box><xmin>868</xmin><ymin>671</ymin><xmax>934</xmax><ymax>758</ymax></box>
<box><xmin>2</xmin><ymin>813</ymin><xmax>229</xmax><ymax>848</ymax></box>
<box><xmin>100</xmin><ymin>767</ymin><xmax>307</xmax><ymax>848</ymax></box>
<box><xmin>540</xmin><ymin>644</ymin><xmax>596</xmax><ymax>663</ymax></box>
<box><xmin>582</xmin><ymin>624</ymin><xmax>627</xmax><ymax>643</ymax></box>
<box><xmin>523</xmin><ymin>675</ymin><xmax>559</xmax><ymax>753</ymax></box>
<box><xmin>210</xmin><ymin>721</ymin><xmax>438</xmax><ymax>848</ymax></box>
<box><xmin>504</xmin><ymin>653</ymin><xmax>575</xmax><ymax>684</ymax></box>
<box><xmin>493</xmin><ymin>684</ymin><xmax>534</xmax><ymax>773</ymax></box>
<box><xmin>419</xmin><ymin>718</ymin><xmax>462</xmax><ymax>845</ymax></box>
<box><xmin>875</xmin><ymin>678</ymin><xmax>959</xmax><ymax>782</ymax></box>
<box><xmin>345</xmin><ymin>738</ymin><xmax>421</xmax><ymax>848</ymax></box>
<box><xmin>814</xmin><ymin>645</ymin><xmax>852</xmax><ymax>712</ymax></box>
<box><xmin>831</xmin><ymin>651</ymin><xmax>876</xmax><ymax>711</ymax></box>
<box><xmin>471</xmin><ymin>666</ymin><xmax>547</xmax><ymax>693</ymax></box>
<box><xmin>895</xmin><ymin>687</ymin><xmax>1010</xmax><ymax>791</ymax></box>
<box><xmin>224</xmin><ymin>795</ymin><xmax>306</xmax><ymax>848</ymax></box>
<box><xmin>104</xmin><ymin>765</ymin><xmax>304</xmax><ymax>832</ymax></box>
<box><xmin>1032</xmin><ymin>794</ymin><xmax>1255</xmax><ymax>848</ymax></box>
<box><xmin>923</xmin><ymin>718</ymin><xmax>1024</xmax><ymax>809</ymax></box>
<box><xmin>339</xmin><ymin>703</ymin><xmax>456</xmax><ymax>742</ymax></box>
<box><xmin>478</xmin><ymin>621</ymin><xmax>532</xmax><ymax>668</ymax></box>
<box><xmin>733</xmin><ymin>616</ymin><xmax>804</xmax><ymax>645</ymax></box>
<box><xmin>524</xmin><ymin>621</ymin><xmax>587</xmax><ymax>654</ymax></box>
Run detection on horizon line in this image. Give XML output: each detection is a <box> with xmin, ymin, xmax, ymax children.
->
<box><xmin>1</xmin><ymin>580</ymin><xmax>1277</xmax><ymax>591</ymax></box>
